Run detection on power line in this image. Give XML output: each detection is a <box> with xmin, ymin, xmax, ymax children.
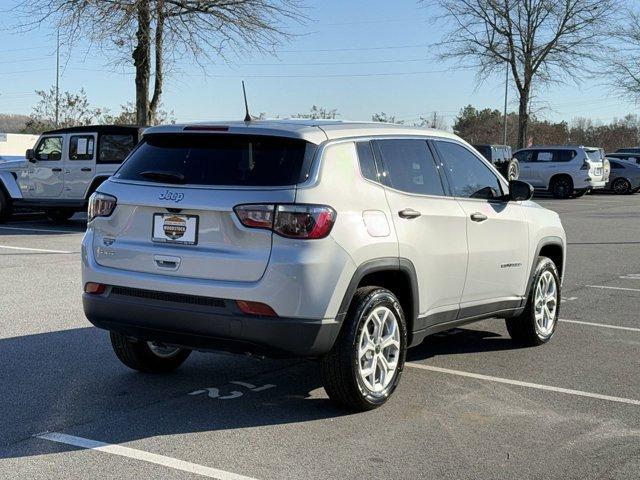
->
<box><xmin>277</xmin><ymin>43</ymin><xmax>429</xmax><ymax>53</ymax></box>
<box><xmin>0</xmin><ymin>56</ymin><xmax>52</xmax><ymax>65</ymax></box>
<box><xmin>0</xmin><ymin>45</ymin><xmax>51</xmax><ymax>53</ymax></box>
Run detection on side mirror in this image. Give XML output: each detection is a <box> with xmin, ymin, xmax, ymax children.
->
<box><xmin>508</xmin><ymin>179</ymin><xmax>534</xmax><ymax>201</ymax></box>
<box><xmin>26</xmin><ymin>149</ymin><xmax>36</xmax><ymax>162</ymax></box>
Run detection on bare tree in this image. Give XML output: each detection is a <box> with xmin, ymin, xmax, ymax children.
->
<box><xmin>25</xmin><ymin>87</ymin><xmax>103</xmax><ymax>133</ymax></box>
<box><xmin>430</xmin><ymin>0</ymin><xmax>618</xmax><ymax>148</ymax></box>
<box><xmin>372</xmin><ymin>112</ymin><xmax>405</xmax><ymax>124</ymax></box>
<box><xmin>608</xmin><ymin>8</ymin><xmax>640</xmax><ymax>104</ymax></box>
<box><xmin>15</xmin><ymin>0</ymin><xmax>305</xmax><ymax>126</ymax></box>
<box><xmin>293</xmin><ymin>105</ymin><xmax>339</xmax><ymax>120</ymax></box>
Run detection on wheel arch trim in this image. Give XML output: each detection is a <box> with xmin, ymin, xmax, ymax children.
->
<box><xmin>0</xmin><ymin>172</ymin><xmax>22</xmax><ymax>200</ymax></box>
<box><xmin>524</xmin><ymin>236</ymin><xmax>565</xmax><ymax>301</ymax></box>
<box><xmin>336</xmin><ymin>257</ymin><xmax>419</xmax><ymax>336</ymax></box>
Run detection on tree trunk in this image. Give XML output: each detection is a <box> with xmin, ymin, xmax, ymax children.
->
<box><xmin>517</xmin><ymin>88</ymin><xmax>530</xmax><ymax>149</ymax></box>
<box><xmin>149</xmin><ymin>0</ymin><xmax>164</xmax><ymax>125</ymax></box>
<box><xmin>133</xmin><ymin>0</ymin><xmax>151</xmax><ymax>126</ymax></box>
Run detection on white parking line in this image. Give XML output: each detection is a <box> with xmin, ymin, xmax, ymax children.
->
<box><xmin>0</xmin><ymin>245</ymin><xmax>76</xmax><ymax>254</ymax></box>
<box><xmin>405</xmin><ymin>363</ymin><xmax>640</xmax><ymax>406</ymax></box>
<box><xmin>37</xmin><ymin>432</ymin><xmax>258</xmax><ymax>480</ymax></box>
<box><xmin>560</xmin><ymin>318</ymin><xmax>640</xmax><ymax>333</ymax></box>
<box><xmin>0</xmin><ymin>225</ymin><xmax>83</xmax><ymax>234</ymax></box>
<box><xmin>585</xmin><ymin>284</ymin><xmax>640</xmax><ymax>293</ymax></box>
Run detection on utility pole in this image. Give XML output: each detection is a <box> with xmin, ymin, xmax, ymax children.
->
<box><xmin>55</xmin><ymin>28</ymin><xmax>60</xmax><ymax>128</ymax></box>
<box><xmin>503</xmin><ymin>61</ymin><xmax>508</xmax><ymax>146</ymax></box>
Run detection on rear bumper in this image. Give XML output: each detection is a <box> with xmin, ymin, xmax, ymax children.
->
<box><xmin>83</xmin><ymin>288</ymin><xmax>341</xmax><ymax>357</ymax></box>
<box><xmin>574</xmin><ymin>178</ymin><xmax>606</xmax><ymax>189</ymax></box>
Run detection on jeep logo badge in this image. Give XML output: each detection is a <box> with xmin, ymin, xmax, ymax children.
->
<box><xmin>159</xmin><ymin>190</ymin><xmax>184</xmax><ymax>203</ymax></box>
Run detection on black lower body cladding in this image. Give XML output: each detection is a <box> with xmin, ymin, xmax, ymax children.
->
<box><xmin>83</xmin><ymin>287</ymin><xmax>341</xmax><ymax>358</ymax></box>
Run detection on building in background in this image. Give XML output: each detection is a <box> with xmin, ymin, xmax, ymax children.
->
<box><xmin>0</xmin><ymin>133</ymin><xmax>39</xmax><ymax>163</ymax></box>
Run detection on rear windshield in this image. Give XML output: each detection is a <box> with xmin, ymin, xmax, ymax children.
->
<box><xmin>115</xmin><ymin>134</ymin><xmax>315</xmax><ymax>186</ymax></box>
<box><xmin>585</xmin><ymin>149</ymin><xmax>603</xmax><ymax>162</ymax></box>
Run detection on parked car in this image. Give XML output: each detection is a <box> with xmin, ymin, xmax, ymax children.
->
<box><xmin>82</xmin><ymin>119</ymin><xmax>566</xmax><ymax>411</ymax></box>
<box><xmin>606</xmin><ymin>152</ymin><xmax>640</xmax><ymax>165</ymax></box>
<box><xmin>605</xmin><ymin>158</ymin><xmax>640</xmax><ymax>194</ymax></box>
<box><xmin>616</xmin><ymin>147</ymin><xmax>640</xmax><ymax>154</ymax></box>
<box><xmin>472</xmin><ymin>144</ymin><xmax>519</xmax><ymax>180</ymax></box>
<box><xmin>513</xmin><ymin>145</ymin><xmax>608</xmax><ymax>199</ymax></box>
<box><xmin>0</xmin><ymin>125</ymin><xmax>141</xmax><ymax>222</ymax></box>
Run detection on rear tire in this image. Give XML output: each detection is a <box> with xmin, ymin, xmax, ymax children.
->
<box><xmin>507</xmin><ymin>159</ymin><xmax>519</xmax><ymax>181</ymax></box>
<box><xmin>110</xmin><ymin>332</ymin><xmax>191</xmax><ymax>373</ymax></box>
<box><xmin>612</xmin><ymin>178</ymin><xmax>632</xmax><ymax>195</ymax></box>
<box><xmin>549</xmin><ymin>176</ymin><xmax>574</xmax><ymax>199</ymax></box>
<box><xmin>0</xmin><ymin>189</ymin><xmax>12</xmax><ymax>222</ymax></box>
<box><xmin>506</xmin><ymin>257</ymin><xmax>560</xmax><ymax>346</ymax></box>
<box><xmin>46</xmin><ymin>208</ymin><xmax>75</xmax><ymax>223</ymax></box>
<box><xmin>572</xmin><ymin>189</ymin><xmax>588</xmax><ymax>198</ymax></box>
<box><xmin>322</xmin><ymin>287</ymin><xmax>407</xmax><ymax>411</ymax></box>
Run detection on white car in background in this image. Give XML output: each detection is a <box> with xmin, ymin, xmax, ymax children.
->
<box><xmin>0</xmin><ymin>125</ymin><xmax>141</xmax><ymax>222</ymax></box>
<box><xmin>514</xmin><ymin>145</ymin><xmax>609</xmax><ymax>199</ymax></box>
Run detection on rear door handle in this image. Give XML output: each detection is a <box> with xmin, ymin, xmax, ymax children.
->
<box><xmin>51</xmin><ymin>167</ymin><xmax>62</xmax><ymax>172</ymax></box>
<box><xmin>398</xmin><ymin>208</ymin><xmax>421</xmax><ymax>219</ymax></box>
<box><xmin>81</xmin><ymin>167</ymin><xmax>92</xmax><ymax>172</ymax></box>
<box><xmin>398</xmin><ymin>208</ymin><xmax>422</xmax><ymax>219</ymax></box>
<box><xmin>470</xmin><ymin>212</ymin><xmax>488</xmax><ymax>222</ymax></box>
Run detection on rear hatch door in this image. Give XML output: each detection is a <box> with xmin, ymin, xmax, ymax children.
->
<box><xmin>91</xmin><ymin>132</ymin><xmax>315</xmax><ymax>282</ymax></box>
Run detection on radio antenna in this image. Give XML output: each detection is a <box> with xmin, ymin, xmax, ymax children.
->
<box><xmin>242</xmin><ymin>81</ymin><xmax>251</xmax><ymax>122</ymax></box>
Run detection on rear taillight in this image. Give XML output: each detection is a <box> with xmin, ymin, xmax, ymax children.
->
<box><xmin>234</xmin><ymin>204</ymin><xmax>336</xmax><ymax>239</ymax></box>
<box><xmin>580</xmin><ymin>160</ymin><xmax>590</xmax><ymax>170</ymax></box>
<box><xmin>88</xmin><ymin>192</ymin><xmax>117</xmax><ymax>222</ymax></box>
<box><xmin>84</xmin><ymin>282</ymin><xmax>107</xmax><ymax>294</ymax></box>
<box><xmin>233</xmin><ymin>204</ymin><xmax>275</xmax><ymax>229</ymax></box>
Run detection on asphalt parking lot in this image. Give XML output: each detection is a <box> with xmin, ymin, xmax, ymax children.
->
<box><xmin>1</xmin><ymin>193</ymin><xmax>639</xmax><ymax>480</ymax></box>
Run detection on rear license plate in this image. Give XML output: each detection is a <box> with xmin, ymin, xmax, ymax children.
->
<box><xmin>595</xmin><ymin>167</ymin><xmax>603</xmax><ymax>175</ymax></box>
<box><xmin>152</xmin><ymin>214</ymin><xmax>198</xmax><ymax>245</ymax></box>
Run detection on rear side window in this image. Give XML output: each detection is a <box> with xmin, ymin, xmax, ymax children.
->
<box><xmin>116</xmin><ymin>134</ymin><xmax>315</xmax><ymax>186</ymax></box>
<box><xmin>355</xmin><ymin>141</ymin><xmax>380</xmax><ymax>182</ymax></box>
<box><xmin>374</xmin><ymin>139</ymin><xmax>445</xmax><ymax>196</ymax></box>
<box><xmin>99</xmin><ymin>134</ymin><xmax>136</xmax><ymax>164</ymax></box>
<box><xmin>473</xmin><ymin>145</ymin><xmax>491</xmax><ymax>161</ymax></box>
<box><xmin>536</xmin><ymin>151</ymin><xmax>554</xmax><ymax>162</ymax></box>
<box><xmin>434</xmin><ymin>141</ymin><xmax>503</xmax><ymax>200</ymax></box>
<box><xmin>69</xmin><ymin>135</ymin><xmax>95</xmax><ymax>160</ymax></box>
<box><xmin>555</xmin><ymin>150</ymin><xmax>577</xmax><ymax>162</ymax></box>
<box><xmin>610</xmin><ymin>161</ymin><xmax>624</xmax><ymax>170</ymax></box>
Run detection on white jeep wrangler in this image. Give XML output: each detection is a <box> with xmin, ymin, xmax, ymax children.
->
<box><xmin>0</xmin><ymin>125</ymin><xmax>141</xmax><ymax>222</ymax></box>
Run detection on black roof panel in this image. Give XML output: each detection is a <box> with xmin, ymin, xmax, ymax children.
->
<box><xmin>42</xmin><ymin>125</ymin><xmax>143</xmax><ymax>135</ymax></box>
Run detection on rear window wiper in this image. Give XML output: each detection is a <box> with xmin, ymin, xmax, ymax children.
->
<box><xmin>139</xmin><ymin>170</ymin><xmax>186</xmax><ymax>184</ymax></box>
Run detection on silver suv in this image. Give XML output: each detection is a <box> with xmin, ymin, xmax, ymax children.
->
<box><xmin>82</xmin><ymin>120</ymin><xmax>566</xmax><ymax>410</ymax></box>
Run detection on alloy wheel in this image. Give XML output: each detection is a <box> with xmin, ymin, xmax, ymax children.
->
<box><xmin>147</xmin><ymin>341</ymin><xmax>182</xmax><ymax>358</ymax></box>
<box><xmin>534</xmin><ymin>271</ymin><xmax>558</xmax><ymax>337</ymax></box>
<box><xmin>357</xmin><ymin>306</ymin><xmax>401</xmax><ymax>394</ymax></box>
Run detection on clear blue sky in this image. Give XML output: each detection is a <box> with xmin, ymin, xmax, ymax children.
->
<box><xmin>0</xmin><ymin>0</ymin><xmax>635</xmax><ymax>128</ymax></box>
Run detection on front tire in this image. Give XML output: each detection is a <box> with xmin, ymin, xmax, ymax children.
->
<box><xmin>46</xmin><ymin>208</ymin><xmax>75</xmax><ymax>223</ymax></box>
<box><xmin>0</xmin><ymin>189</ymin><xmax>12</xmax><ymax>222</ymax></box>
<box><xmin>572</xmin><ymin>189</ymin><xmax>589</xmax><ymax>198</ymax></box>
<box><xmin>322</xmin><ymin>287</ymin><xmax>407</xmax><ymax>411</ymax></box>
<box><xmin>612</xmin><ymin>178</ymin><xmax>632</xmax><ymax>195</ymax></box>
<box><xmin>110</xmin><ymin>332</ymin><xmax>191</xmax><ymax>373</ymax></box>
<box><xmin>506</xmin><ymin>256</ymin><xmax>560</xmax><ymax>346</ymax></box>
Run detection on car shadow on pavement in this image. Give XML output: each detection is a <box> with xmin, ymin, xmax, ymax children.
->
<box><xmin>0</xmin><ymin>327</ymin><xmax>347</xmax><ymax>459</ymax></box>
<box><xmin>0</xmin><ymin>325</ymin><xmax>517</xmax><ymax>460</ymax></box>
<box><xmin>407</xmin><ymin>327</ymin><xmax>519</xmax><ymax>362</ymax></box>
